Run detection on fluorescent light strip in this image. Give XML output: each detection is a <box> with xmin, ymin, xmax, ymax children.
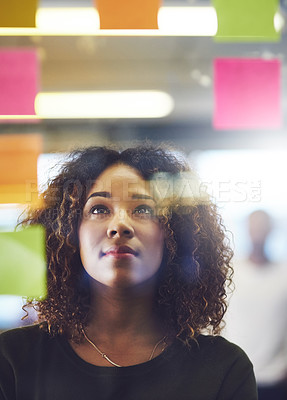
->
<box><xmin>0</xmin><ymin>92</ymin><xmax>174</xmax><ymax>120</ymax></box>
<box><xmin>0</xmin><ymin>7</ymin><xmax>282</xmax><ymax>36</ymax></box>
<box><xmin>0</xmin><ymin>115</ymin><xmax>38</xmax><ymax>120</ymax></box>
<box><xmin>274</xmin><ymin>12</ymin><xmax>285</xmax><ymax>32</ymax></box>
<box><xmin>36</xmin><ymin>7</ymin><xmax>100</xmax><ymax>34</ymax></box>
<box><xmin>34</xmin><ymin>91</ymin><xmax>174</xmax><ymax>119</ymax></box>
<box><xmin>0</xmin><ymin>7</ymin><xmax>218</xmax><ymax>36</ymax></box>
<box><xmin>30</xmin><ymin>91</ymin><xmax>174</xmax><ymax>119</ymax></box>
<box><xmin>158</xmin><ymin>7</ymin><xmax>217</xmax><ymax>36</ymax></box>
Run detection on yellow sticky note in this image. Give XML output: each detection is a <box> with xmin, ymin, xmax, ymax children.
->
<box><xmin>0</xmin><ymin>0</ymin><xmax>38</xmax><ymax>28</ymax></box>
<box><xmin>0</xmin><ymin>226</ymin><xmax>46</xmax><ymax>298</ymax></box>
<box><xmin>213</xmin><ymin>0</ymin><xmax>280</xmax><ymax>41</ymax></box>
<box><xmin>0</xmin><ymin>184</ymin><xmax>41</xmax><ymax>206</ymax></box>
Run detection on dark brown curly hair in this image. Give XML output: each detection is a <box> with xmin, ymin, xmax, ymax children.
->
<box><xmin>22</xmin><ymin>144</ymin><xmax>233</xmax><ymax>345</ymax></box>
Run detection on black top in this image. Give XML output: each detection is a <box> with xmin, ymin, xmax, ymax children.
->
<box><xmin>0</xmin><ymin>324</ymin><xmax>257</xmax><ymax>400</ymax></box>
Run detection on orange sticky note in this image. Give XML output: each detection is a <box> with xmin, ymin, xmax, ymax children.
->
<box><xmin>95</xmin><ymin>0</ymin><xmax>161</xmax><ymax>29</ymax></box>
<box><xmin>0</xmin><ymin>49</ymin><xmax>39</xmax><ymax>117</ymax></box>
<box><xmin>0</xmin><ymin>0</ymin><xmax>38</xmax><ymax>28</ymax></box>
<box><xmin>0</xmin><ymin>134</ymin><xmax>42</xmax><ymax>205</ymax></box>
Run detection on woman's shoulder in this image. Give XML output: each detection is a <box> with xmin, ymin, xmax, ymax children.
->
<box><xmin>197</xmin><ymin>334</ymin><xmax>249</xmax><ymax>354</ymax></box>
<box><xmin>195</xmin><ymin>334</ymin><xmax>253</xmax><ymax>368</ymax></box>
<box><xmin>170</xmin><ymin>334</ymin><xmax>253</xmax><ymax>370</ymax></box>
<box><xmin>197</xmin><ymin>333</ymin><xmax>243</xmax><ymax>348</ymax></box>
<box><xmin>0</xmin><ymin>323</ymin><xmax>49</xmax><ymax>355</ymax></box>
<box><xmin>1</xmin><ymin>323</ymin><xmax>45</xmax><ymax>339</ymax></box>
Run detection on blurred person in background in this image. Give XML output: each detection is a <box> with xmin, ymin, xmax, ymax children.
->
<box><xmin>224</xmin><ymin>209</ymin><xmax>287</xmax><ymax>400</ymax></box>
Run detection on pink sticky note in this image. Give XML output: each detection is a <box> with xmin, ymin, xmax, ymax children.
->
<box><xmin>213</xmin><ymin>58</ymin><xmax>281</xmax><ymax>130</ymax></box>
<box><xmin>0</xmin><ymin>49</ymin><xmax>38</xmax><ymax>115</ymax></box>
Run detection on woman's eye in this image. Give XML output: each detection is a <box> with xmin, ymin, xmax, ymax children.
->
<box><xmin>133</xmin><ymin>205</ymin><xmax>154</xmax><ymax>217</ymax></box>
<box><xmin>90</xmin><ymin>205</ymin><xmax>110</xmax><ymax>215</ymax></box>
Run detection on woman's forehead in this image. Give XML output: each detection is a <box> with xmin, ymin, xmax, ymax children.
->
<box><xmin>87</xmin><ymin>164</ymin><xmax>152</xmax><ymax>198</ymax></box>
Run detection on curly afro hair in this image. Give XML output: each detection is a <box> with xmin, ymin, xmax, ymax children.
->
<box><xmin>22</xmin><ymin>144</ymin><xmax>233</xmax><ymax>345</ymax></box>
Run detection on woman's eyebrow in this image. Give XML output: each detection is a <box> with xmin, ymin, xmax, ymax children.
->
<box><xmin>86</xmin><ymin>191</ymin><xmax>111</xmax><ymax>202</ymax></box>
<box><xmin>131</xmin><ymin>193</ymin><xmax>155</xmax><ymax>201</ymax></box>
<box><xmin>86</xmin><ymin>192</ymin><xmax>155</xmax><ymax>203</ymax></box>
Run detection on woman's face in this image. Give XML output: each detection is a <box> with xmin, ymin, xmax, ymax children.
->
<box><xmin>78</xmin><ymin>164</ymin><xmax>165</xmax><ymax>289</ymax></box>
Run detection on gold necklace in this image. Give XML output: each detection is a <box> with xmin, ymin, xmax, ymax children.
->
<box><xmin>82</xmin><ymin>328</ymin><xmax>167</xmax><ymax>368</ymax></box>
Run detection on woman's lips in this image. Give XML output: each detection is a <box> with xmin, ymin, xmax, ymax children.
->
<box><xmin>105</xmin><ymin>252</ymin><xmax>135</xmax><ymax>259</ymax></box>
<box><xmin>102</xmin><ymin>246</ymin><xmax>138</xmax><ymax>258</ymax></box>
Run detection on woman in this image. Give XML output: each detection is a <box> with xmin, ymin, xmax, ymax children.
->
<box><xmin>0</xmin><ymin>144</ymin><xmax>257</xmax><ymax>399</ymax></box>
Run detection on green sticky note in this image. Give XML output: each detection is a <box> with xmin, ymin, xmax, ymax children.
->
<box><xmin>0</xmin><ymin>226</ymin><xmax>46</xmax><ymax>298</ymax></box>
<box><xmin>213</xmin><ymin>0</ymin><xmax>280</xmax><ymax>42</ymax></box>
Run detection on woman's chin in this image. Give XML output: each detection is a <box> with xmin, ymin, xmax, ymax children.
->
<box><xmin>90</xmin><ymin>272</ymin><xmax>159</xmax><ymax>294</ymax></box>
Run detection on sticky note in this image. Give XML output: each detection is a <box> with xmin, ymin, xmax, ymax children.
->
<box><xmin>213</xmin><ymin>0</ymin><xmax>280</xmax><ymax>41</ymax></box>
<box><xmin>0</xmin><ymin>49</ymin><xmax>39</xmax><ymax>116</ymax></box>
<box><xmin>213</xmin><ymin>58</ymin><xmax>281</xmax><ymax>130</ymax></box>
<box><xmin>95</xmin><ymin>0</ymin><xmax>161</xmax><ymax>29</ymax></box>
<box><xmin>0</xmin><ymin>134</ymin><xmax>42</xmax><ymax>205</ymax></box>
<box><xmin>0</xmin><ymin>184</ymin><xmax>41</xmax><ymax>206</ymax></box>
<box><xmin>0</xmin><ymin>0</ymin><xmax>38</xmax><ymax>28</ymax></box>
<box><xmin>0</xmin><ymin>226</ymin><xmax>46</xmax><ymax>298</ymax></box>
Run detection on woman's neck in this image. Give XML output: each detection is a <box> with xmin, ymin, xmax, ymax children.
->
<box><xmin>86</xmin><ymin>279</ymin><xmax>164</xmax><ymax>345</ymax></box>
<box><xmin>71</xmin><ymin>280</ymin><xmax>171</xmax><ymax>367</ymax></box>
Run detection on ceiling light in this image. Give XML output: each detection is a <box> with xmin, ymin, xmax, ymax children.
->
<box><xmin>274</xmin><ymin>12</ymin><xmax>285</xmax><ymax>32</ymax></box>
<box><xmin>0</xmin><ymin>7</ymin><xmax>282</xmax><ymax>37</ymax></box>
<box><xmin>158</xmin><ymin>7</ymin><xmax>217</xmax><ymax>36</ymax></box>
<box><xmin>34</xmin><ymin>91</ymin><xmax>174</xmax><ymax>119</ymax></box>
<box><xmin>0</xmin><ymin>7</ymin><xmax>217</xmax><ymax>36</ymax></box>
<box><xmin>0</xmin><ymin>115</ymin><xmax>38</xmax><ymax>120</ymax></box>
<box><xmin>36</xmin><ymin>7</ymin><xmax>100</xmax><ymax>34</ymax></box>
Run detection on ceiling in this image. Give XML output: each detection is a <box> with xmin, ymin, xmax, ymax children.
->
<box><xmin>0</xmin><ymin>0</ymin><xmax>287</xmax><ymax>154</ymax></box>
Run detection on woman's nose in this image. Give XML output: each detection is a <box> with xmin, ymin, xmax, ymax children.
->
<box><xmin>107</xmin><ymin>210</ymin><xmax>134</xmax><ymax>239</ymax></box>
